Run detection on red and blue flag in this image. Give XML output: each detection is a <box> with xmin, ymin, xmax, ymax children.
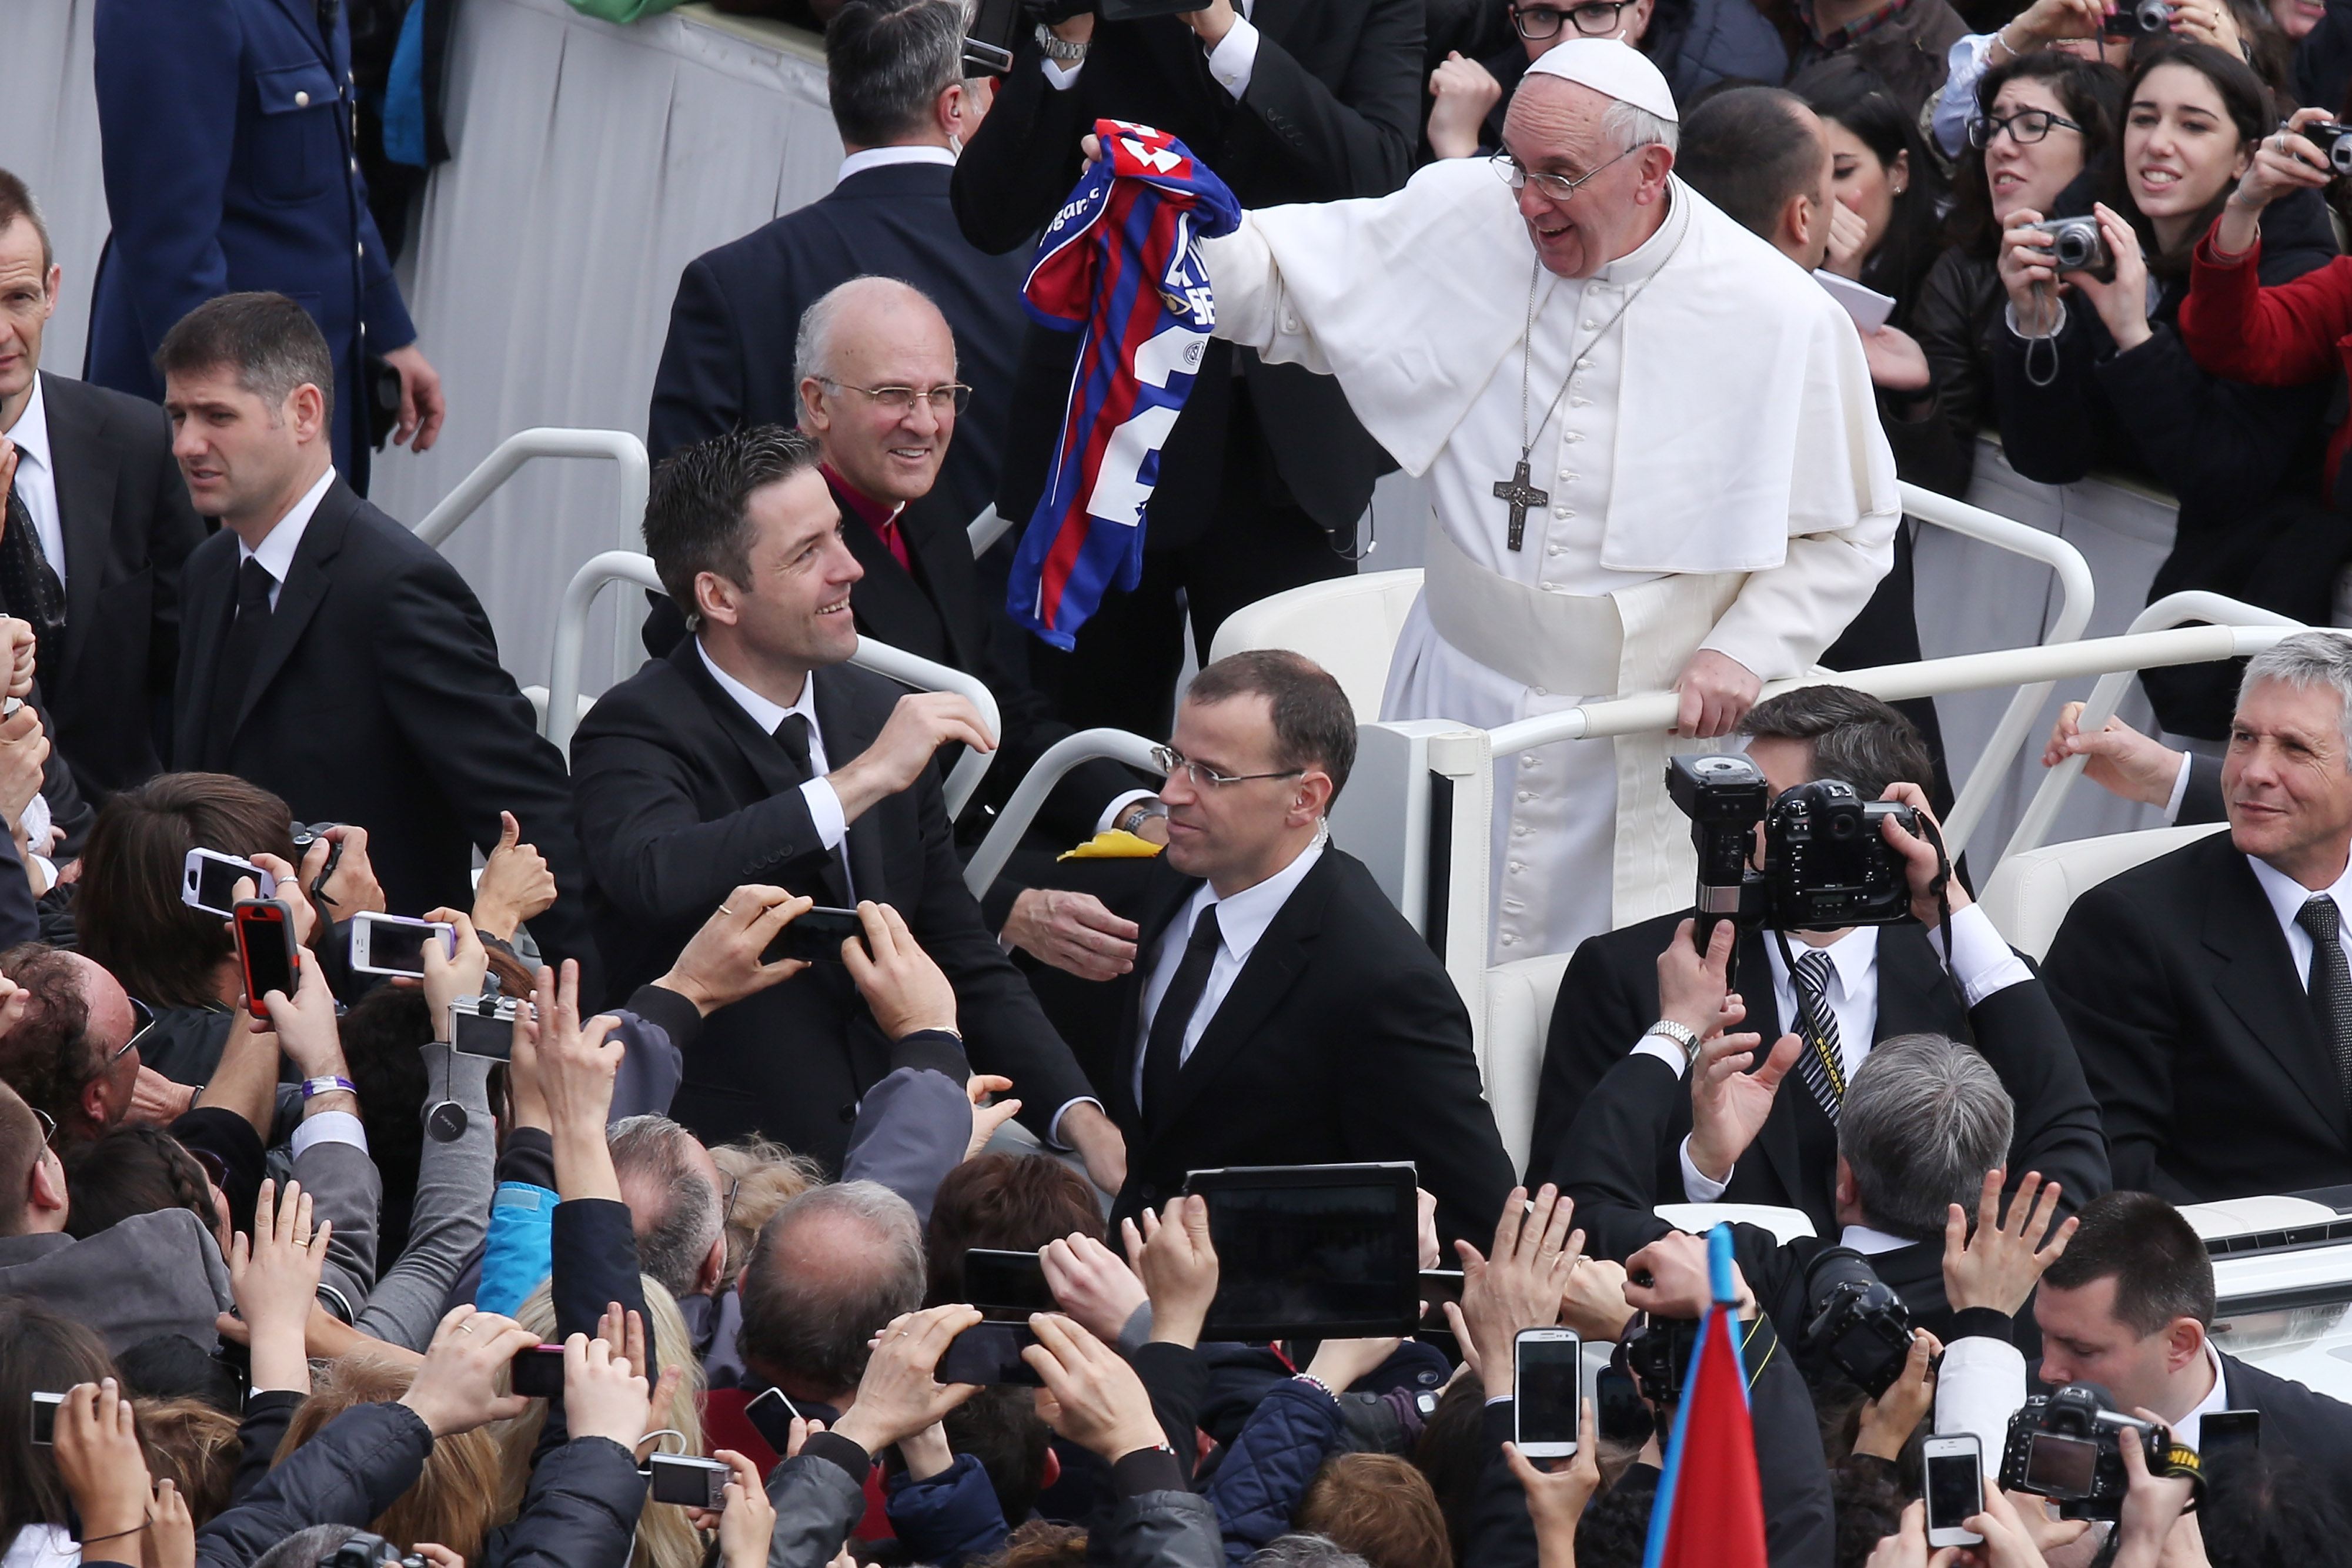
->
<box><xmin>1009</xmin><ymin>121</ymin><xmax>1240</xmax><ymax>650</ymax></box>
<box><xmin>1642</xmin><ymin>1224</ymin><xmax>1769</xmax><ymax>1568</ymax></box>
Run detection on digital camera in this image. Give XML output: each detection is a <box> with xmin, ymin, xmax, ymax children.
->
<box><xmin>2102</xmin><ymin>0</ymin><xmax>2174</xmax><ymax>36</ymax></box>
<box><xmin>2027</xmin><ymin>216</ymin><xmax>2115</xmax><ymax>281</ymax></box>
<box><xmin>2296</xmin><ymin>118</ymin><xmax>2352</xmax><ymax>174</ymax></box>
<box><xmin>1999</xmin><ymin>1383</ymin><xmax>2185</xmax><ymax>1521</ymax></box>
<box><xmin>1802</xmin><ymin>1247</ymin><xmax>1916</xmax><ymax>1398</ymax></box>
<box><xmin>1666</xmin><ymin>755</ymin><xmax>1923</xmax><ymax>946</ymax></box>
<box><xmin>322</xmin><ymin>1534</ymin><xmax>426</xmax><ymax>1568</ymax></box>
<box><xmin>1616</xmin><ymin>1312</ymin><xmax>1698</xmax><ymax>1412</ymax></box>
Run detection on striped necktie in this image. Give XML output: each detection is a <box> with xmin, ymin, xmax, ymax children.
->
<box><xmin>1790</xmin><ymin>947</ymin><xmax>1847</xmax><ymax>1124</ymax></box>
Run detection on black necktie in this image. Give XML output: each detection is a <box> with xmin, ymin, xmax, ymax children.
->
<box><xmin>1142</xmin><ymin>904</ymin><xmax>1222</xmax><ymax>1129</ymax></box>
<box><xmin>773</xmin><ymin>711</ymin><xmax>852</xmax><ymax>907</ymax></box>
<box><xmin>1790</xmin><ymin>947</ymin><xmax>1847</xmax><ymax>1125</ymax></box>
<box><xmin>0</xmin><ymin>483</ymin><xmax>65</xmax><ymax>662</ymax></box>
<box><xmin>2296</xmin><ymin>895</ymin><xmax>2352</xmax><ymax>1108</ymax></box>
<box><xmin>205</xmin><ymin>558</ymin><xmax>275</xmax><ymax>771</ymax></box>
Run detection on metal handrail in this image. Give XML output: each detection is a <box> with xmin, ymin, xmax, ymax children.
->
<box><xmin>413</xmin><ymin>427</ymin><xmax>650</xmax><ymax>549</ymax></box>
<box><xmin>1999</xmin><ymin>591</ymin><xmax>2307</xmax><ymax>862</ymax></box>
<box><xmin>1895</xmin><ymin>483</ymin><xmax>2096</xmax><ymax>857</ymax></box>
<box><xmin>962</xmin><ymin>728</ymin><xmax>1166</xmax><ymax>898</ymax></box>
<box><xmin>542</xmin><ymin>550</ymin><xmax>1004</xmax><ymax>819</ymax></box>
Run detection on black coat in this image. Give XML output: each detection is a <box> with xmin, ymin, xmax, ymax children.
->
<box><xmin>2215</xmin><ymin>1350</ymin><xmax>2352</xmax><ymax>1501</ymax></box>
<box><xmin>569</xmin><ymin>640</ymin><xmax>1094</xmax><ymax>1163</ymax></box>
<box><xmin>168</xmin><ymin>479</ymin><xmax>598</xmax><ymax>981</ymax></box>
<box><xmin>1989</xmin><ymin>190</ymin><xmax>2347</xmax><ymax>738</ymax></box>
<box><xmin>646</xmin><ymin>161</ymin><xmax>1031</xmax><ymax>522</ymax></box>
<box><xmin>26</xmin><ymin>373</ymin><xmax>207</xmax><ymax>798</ymax></box>
<box><xmin>2043</xmin><ymin>828</ymin><xmax>2352</xmax><ymax>1201</ymax></box>
<box><xmin>1908</xmin><ymin>245</ymin><xmax>2003</xmax><ymax>501</ymax></box>
<box><xmin>1099</xmin><ymin>848</ymin><xmax>1515</xmax><ymax>1246</ymax></box>
<box><xmin>1541</xmin><ymin>913</ymin><xmax>2109</xmax><ymax>1252</ymax></box>
<box><xmin>950</xmin><ymin>0</ymin><xmax>1421</xmax><ymax>545</ymax></box>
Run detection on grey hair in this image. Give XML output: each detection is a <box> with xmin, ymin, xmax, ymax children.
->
<box><xmin>824</xmin><ymin>0</ymin><xmax>965</xmax><ymax>147</ymax></box>
<box><xmin>1838</xmin><ymin>1034</ymin><xmax>2012</xmax><ymax>1241</ymax></box>
<box><xmin>791</xmin><ymin>274</ymin><xmax>950</xmax><ymax>404</ymax></box>
<box><xmin>736</xmin><ymin>1179</ymin><xmax>926</xmax><ymax>1398</ymax></box>
<box><xmin>1603</xmin><ymin>98</ymin><xmax>1680</xmax><ymax>156</ymax></box>
<box><xmin>608</xmin><ymin>1114</ymin><xmax>721</xmax><ymax>1301</ymax></box>
<box><xmin>1247</xmin><ymin>1538</ymin><xmax>1374</xmax><ymax>1568</ymax></box>
<box><xmin>2239</xmin><ymin>631</ymin><xmax>2352</xmax><ymax>755</ymax></box>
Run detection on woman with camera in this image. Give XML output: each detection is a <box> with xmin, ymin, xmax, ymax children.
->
<box><xmin>1989</xmin><ymin>41</ymin><xmax>2338</xmax><ymax>738</ymax></box>
<box><xmin>1910</xmin><ymin>52</ymin><xmax>2124</xmax><ymax>502</ymax></box>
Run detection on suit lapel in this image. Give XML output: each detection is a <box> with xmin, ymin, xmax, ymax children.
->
<box><xmin>233</xmin><ymin>484</ymin><xmax>353</xmax><ymax>737</ymax></box>
<box><xmin>1875</xmin><ymin>927</ymin><xmax>1972</xmax><ymax>1039</ymax></box>
<box><xmin>2203</xmin><ymin>844</ymin><xmax>2350</xmax><ymax>1144</ymax></box>
<box><xmin>898</xmin><ymin>491</ymin><xmax>981</xmax><ymax>673</ymax></box>
<box><xmin>671</xmin><ymin>638</ymin><xmax>811</xmax><ymax>804</ymax></box>
<box><xmin>838</xmin><ymin>497</ymin><xmax>953</xmax><ymax>667</ymax></box>
<box><xmin>814</xmin><ymin>667</ymin><xmax>890</xmax><ymax>905</ymax></box>
<box><xmin>1742</xmin><ymin>929</ymin><xmax>1808</xmax><ymax>1204</ymax></box>
<box><xmin>35</xmin><ymin>376</ymin><xmax>114</xmax><ymax>688</ymax></box>
<box><xmin>175</xmin><ymin>541</ymin><xmax>234</xmax><ymax>766</ymax></box>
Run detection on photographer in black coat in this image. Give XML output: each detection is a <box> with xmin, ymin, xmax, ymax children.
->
<box><xmin>950</xmin><ymin>0</ymin><xmax>1421</xmax><ymax>741</ymax></box>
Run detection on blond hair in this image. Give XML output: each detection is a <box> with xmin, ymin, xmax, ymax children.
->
<box><xmin>709</xmin><ymin>1138</ymin><xmax>825</xmax><ymax>1292</ymax></box>
<box><xmin>275</xmin><ymin>1355</ymin><xmax>503</xmax><ymax>1560</ymax></box>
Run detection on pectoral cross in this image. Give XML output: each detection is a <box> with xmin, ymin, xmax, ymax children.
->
<box><xmin>1492</xmin><ymin>459</ymin><xmax>1548</xmax><ymax>552</ymax></box>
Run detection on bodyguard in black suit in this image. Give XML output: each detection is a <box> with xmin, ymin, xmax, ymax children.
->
<box><xmin>648</xmin><ymin>0</ymin><xmax>1026</xmax><ymax>523</ymax></box>
<box><xmin>158</xmin><ymin>295</ymin><xmax>596</xmax><ymax>978</ymax></box>
<box><xmin>1087</xmin><ymin>649</ymin><xmax>1514</xmax><ymax>1245</ymax></box>
<box><xmin>1532</xmin><ymin>687</ymin><xmax>2104</xmax><ymax>1241</ymax></box>
<box><xmin>570</xmin><ymin>426</ymin><xmax>1124</xmax><ymax>1181</ymax></box>
<box><xmin>2044</xmin><ymin>636</ymin><xmax>2352</xmax><ymax>1202</ymax></box>
<box><xmin>953</xmin><ymin>0</ymin><xmax>1421</xmax><ymax>738</ymax></box>
<box><xmin>0</xmin><ymin>179</ymin><xmax>207</xmax><ymax>799</ymax></box>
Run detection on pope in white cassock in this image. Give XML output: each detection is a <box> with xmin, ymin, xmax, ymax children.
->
<box><xmin>1200</xmin><ymin>38</ymin><xmax>1899</xmax><ymax>961</ymax></box>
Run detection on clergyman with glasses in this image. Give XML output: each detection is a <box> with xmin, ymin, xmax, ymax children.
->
<box><xmin>1198</xmin><ymin>39</ymin><xmax>1897</xmax><ymax>962</ymax></box>
<box><xmin>1086</xmin><ymin>647</ymin><xmax>1514</xmax><ymax>1246</ymax></box>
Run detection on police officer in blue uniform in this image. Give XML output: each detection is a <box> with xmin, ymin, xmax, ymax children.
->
<box><xmin>86</xmin><ymin>0</ymin><xmax>446</xmax><ymax>496</ymax></box>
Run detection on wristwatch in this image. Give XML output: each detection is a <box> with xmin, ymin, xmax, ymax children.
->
<box><xmin>1643</xmin><ymin>1019</ymin><xmax>1700</xmax><ymax>1062</ymax></box>
<box><xmin>1116</xmin><ymin>801</ymin><xmax>1164</xmax><ymax>836</ymax></box>
<box><xmin>1034</xmin><ymin>22</ymin><xmax>1088</xmax><ymax>61</ymax></box>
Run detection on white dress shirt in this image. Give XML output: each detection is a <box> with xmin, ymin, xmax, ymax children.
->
<box><xmin>1638</xmin><ymin>904</ymin><xmax>2034</xmax><ymax>1201</ymax></box>
<box><xmin>1044</xmin><ymin>0</ymin><xmax>1260</xmax><ymax>99</ymax></box>
<box><xmin>238</xmin><ymin>465</ymin><xmax>339</xmax><ymax>610</ymax></box>
<box><xmin>693</xmin><ymin>639</ymin><xmax>850</xmax><ymax>858</ymax></box>
<box><xmin>1131</xmin><ymin>829</ymin><xmax>1326</xmax><ymax>1109</ymax></box>
<box><xmin>2171</xmin><ymin>1338</ymin><xmax>2231</xmax><ymax>1451</ymax></box>
<box><xmin>2243</xmin><ymin>850</ymin><xmax>2352</xmax><ymax>991</ymax></box>
<box><xmin>1</xmin><ymin>375</ymin><xmax>68</xmax><ymax>584</ymax></box>
<box><xmin>836</xmin><ymin>144</ymin><xmax>958</xmax><ymax>183</ymax></box>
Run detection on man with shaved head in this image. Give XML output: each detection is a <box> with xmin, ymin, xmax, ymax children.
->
<box><xmin>1201</xmin><ymin>39</ymin><xmax>1898</xmax><ymax>959</ymax></box>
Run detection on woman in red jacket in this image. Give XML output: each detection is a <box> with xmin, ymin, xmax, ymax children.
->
<box><xmin>2178</xmin><ymin>108</ymin><xmax>2352</xmax><ymax>509</ymax></box>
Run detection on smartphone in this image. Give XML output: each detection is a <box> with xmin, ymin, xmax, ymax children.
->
<box><xmin>936</xmin><ymin>1321</ymin><xmax>1044</xmax><ymax>1386</ymax></box>
<box><xmin>742</xmin><ymin>1385</ymin><xmax>805</xmax><ymax>1453</ymax></box>
<box><xmin>29</xmin><ymin>1390</ymin><xmax>62</xmax><ymax>1446</ymax></box>
<box><xmin>2201</xmin><ymin>1409</ymin><xmax>2259</xmax><ymax>1459</ymax></box>
<box><xmin>233</xmin><ymin>899</ymin><xmax>300</xmax><ymax>1021</ymax></box>
<box><xmin>350</xmin><ymin>911</ymin><xmax>456</xmax><ymax>977</ymax></box>
<box><xmin>509</xmin><ymin>1343</ymin><xmax>566</xmax><ymax>1399</ymax></box>
<box><xmin>761</xmin><ymin>905</ymin><xmax>866</xmax><ymax>965</ymax></box>
<box><xmin>1512</xmin><ymin>1327</ymin><xmax>1582</xmax><ymax>1459</ymax></box>
<box><xmin>1417</xmin><ymin>1268</ymin><xmax>1465</xmax><ymax>1320</ymax></box>
<box><xmin>449</xmin><ymin>996</ymin><xmax>524</xmax><ymax>1062</ymax></box>
<box><xmin>644</xmin><ymin>1452</ymin><xmax>731</xmax><ymax>1508</ymax></box>
<box><xmin>1924</xmin><ymin>1434</ymin><xmax>1986</xmax><ymax>1548</ymax></box>
<box><xmin>1593</xmin><ymin>1365</ymin><xmax>1653</xmax><ymax>1447</ymax></box>
<box><xmin>964</xmin><ymin>1248</ymin><xmax>1057</xmax><ymax>1322</ymax></box>
<box><xmin>185</xmin><ymin>848</ymin><xmax>275</xmax><ymax>918</ymax></box>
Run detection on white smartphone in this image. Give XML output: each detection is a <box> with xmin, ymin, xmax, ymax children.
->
<box><xmin>350</xmin><ymin>911</ymin><xmax>457</xmax><ymax>977</ymax></box>
<box><xmin>183</xmin><ymin>848</ymin><xmax>276</xmax><ymax>918</ymax></box>
<box><xmin>1813</xmin><ymin>268</ymin><xmax>1897</xmax><ymax>333</ymax></box>
<box><xmin>1923</xmin><ymin>1434</ymin><xmax>1985</xmax><ymax>1547</ymax></box>
<box><xmin>1513</xmin><ymin>1327</ymin><xmax>1582</xmax><ymax>1460</ymax></box>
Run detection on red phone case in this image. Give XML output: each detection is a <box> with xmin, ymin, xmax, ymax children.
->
<box><xmin>233</xmin><ymin>900</ymin><xmax>300</xmax><ymax>1022</ymax></box>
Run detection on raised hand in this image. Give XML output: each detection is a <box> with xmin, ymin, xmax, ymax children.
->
<box><xmin>420</xmin><ymin>909</ymin><xmax>489</xmax><ymax>1027</ymax></box>
<box><xmin>399</xmin><ymin>1305</ymin><xmax>539</xmax><ymax>1437</ymax></box>
<box><xmin>964</xmin><ymin>1075</ymin><xmax>1021</xmax><ymax>1161</ymax></box>
<box><xmin>841</xmin><ymin>901</ymin><xmax>957</xmax><ymax>1038</ymax></box>
<box><xmin>471</xmin><ymin>812</ymin><xmax>557</xmax><ymax>940</ymax></box>
<box><xmin>1040</xmin><ymin>1233</ymin><xmax>1148</xmax><ymax>1345</ymax></box>
<box><xmin>831</xmin><ymin>1305</ymin><xmax>984</xmax><ymax>1455</ymax></box>
<box><xmin>1122</xmin><ymin>1195</ymin><xmax>1218</xmax><ymax>1348</ymax></box>
<box><xmin>1853</xmin><ymin>1330</ymin><xmax>1942</xmax><ymax>1461</ymax></box>
<box><xmin>656</xmin><ymin>886</ymin><xmax>808</xmax><ymax>1017</ymax></box>
<box><xmin>232</xmin><ymin>1178</ymin><xmax>331</xmax><ymax>1393</ymax></box>
<box><xmin>2042</xmin><ymin>701</ymin><xmax>2186</xmax><ymax>807</ymax></box>
<box><xmin>1504</xmin><ymin>1398</ymin><xmax>1602</xmax><ymax>1567</ymax></box>
<box><xmin>52</xmin><ymin>1380</ymin><xmax>152</xmax><ymax>1562</ymax></box>
<box><xmin>1449</xmin><ymin>1185</ymin><xmax>1584</xmax><ymax>1399</ymax></box>
<box><xmin>562</xmin><ymin>1331</ymin><xmax>655</xmax><ymax>1449</ymax></box>
<box><xmin>1687</xmin><ymin>1028</ymin><xmax>1803</xmax><ymax>1185</ymax></box>
<box><xmin>1021</xmin><ymin>1312</ymin><xmax>1165</xmax><ymax>1463</ymax></box>
<box><xmin>1945</xmin><ymin>1169</ymin><xmax>2077</xmax><ymax>1316</ymax></box>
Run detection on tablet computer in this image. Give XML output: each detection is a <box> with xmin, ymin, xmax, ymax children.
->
<box><xmin>1182</xmin><ymin>1161</ymin><xmax>1421</xmax><ymax>1340</ymax></box>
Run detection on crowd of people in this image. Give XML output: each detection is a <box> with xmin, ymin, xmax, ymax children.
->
<box><xmin>14</xmin><ymin>0</ymin><xmax>2352</xmax><ymax>1561</ymax></box>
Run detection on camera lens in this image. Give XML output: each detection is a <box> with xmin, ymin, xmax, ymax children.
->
<box><xmin>2053</xmin><ymin>230</ymin><xmax>2088</xmax><ymax>269</ymax></box>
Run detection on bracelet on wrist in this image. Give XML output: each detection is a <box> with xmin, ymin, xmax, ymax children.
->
<box><xmin>300</xmin><ymin>1074</ymin><xmax>358</xmax><ymax>1102</ymax></box>
<box><xmin>1643</xmin><ymin>1018</ymin><xmax>1700</xmax><ymax>1061</ymax></box>
<box><xmin>1293</xmin><ymin>1372</ymin><xmax>1338</xmax><ymax>1401</ymax></box>
<box><xmin>1035</xmin><ymin>21</ymin><xmax>1088</xmax><ymax>60</ymax></box>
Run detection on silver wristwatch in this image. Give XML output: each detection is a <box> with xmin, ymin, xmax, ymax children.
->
<box><xmin>1034</xmin><ymin>22</ymin><xmax>1088</xmax><ymax>61</ymax></box>
<box><xmin>1116</xmin><ymin>801</ymin><xmax>1164</xmax><ymax>836</ymax></box>
<box><xmin>1643</xmin><ymin>1018</ymin><xmax>1700</xmax><ymax>1062</ymax></box>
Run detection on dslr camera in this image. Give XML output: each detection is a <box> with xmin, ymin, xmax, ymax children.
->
<box><xmin>1666</xmin><ymin>754</ymin><xmax>1923</xmax><ymax>938</ymax></box>
<box><xmin>2102</xmin><ymin>0</ymin><xmax>2174</xmax><ymax>34</ymax></box>
<box><xmin>964</xmin><ymin>0</ymin><xmax>1197</xmax><ymax>75</ymax></box>
<box><xmin>1616</xmin><ymin>1312</ymin><xmax>1698</xmax><ymax>1412</ymax></box>
<box><xmin>321</xmin><ymin>1534</ymin><xmax>425</xmax><ymax>1568</ymax></box>
<box><xmin>1801</xmin><ymin>1248</ymin><xmax>1916</xmax><ymax>1398</ymax></box>
<box><xmin>2294</xmin><ymin>118</ymin><xmax>2352</xmax><ymax>174</ymax></box>
<box><xmin>2027</xmin><ymin>216</ymin><xmax>2115</xmax><ymax>281</ymax></box>
<box><xmin>1999</xmin><ymin>1383</ymin><xmax>2196</xmax><ymax>1520</ymax></box>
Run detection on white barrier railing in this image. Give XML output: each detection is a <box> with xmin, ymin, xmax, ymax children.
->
<box><xmin>962</xmin><ymin>729</ymin><xmax>1166</xmax><ymax>899</ymax></box>
<box><xmin>970</xmin><ymin>504</ymin><xmax>1015</xmax><ymax>557</ymax></box>
<box><xmin>542</xmin><ymin>550</ymin><xmax>1004</xmax><ymax>819</ymax></box>
<box><xmin>2000</xmin><ymin>591</ymin><xmax>2308</xmax><ymax>861</ymax></box>
<box><xmin>412</xmin><ymin>427</ymin><xmax>650</xmax><ymax>550</ymax></box>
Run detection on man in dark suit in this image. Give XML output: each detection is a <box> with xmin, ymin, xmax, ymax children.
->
<box><xmin>88</xmin><ymin>0</ymin><xmax>446</xmax><ymax>496</ymax></box>
<box><xmin>1531</xmin><ymin>686</ymin><xmax>2106</xmax><ymax>1240</ymax></box>
<box><xmin>650</xmin><ymin>0</ymin><xmax>1023</xmax><ymax>526</ymax></box>
<box><xmin>569</xmin><ymin>424</ymin><xmax>1125</xmax><ymax>1183</ymax></box>
<box><xmin>2032</xmin><ymin>1191</ymin><xmax>2352</xmax><ymax>1495</ymax></box>
<box><xmin>158</xmin><ymin>293</ymin><xmax>596</xmax><ymax>981</ymax></box>
<box><xmin>2045</xmin><ymin>633</ymin><xmax>2352</xmax><ymax>1202</ymax></box>
<box><xmin>787</xmin><ymin>277</ymin><xmax>1164</xmax><ymax>970</ymax></box>
<box><xmin>1080</xmin><ymin>648</ymin><xmax>1514</xmax><ymax>1245</ymax></box>
<box><xmin>0</xmin><ymin>171</ymin><xmax>207</xmax><ymax>800</ymax></box>
<box><xmin>952</xmin><ymin>0</ymin><xmax>1421</xmax><ymax>740</ymax></box>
